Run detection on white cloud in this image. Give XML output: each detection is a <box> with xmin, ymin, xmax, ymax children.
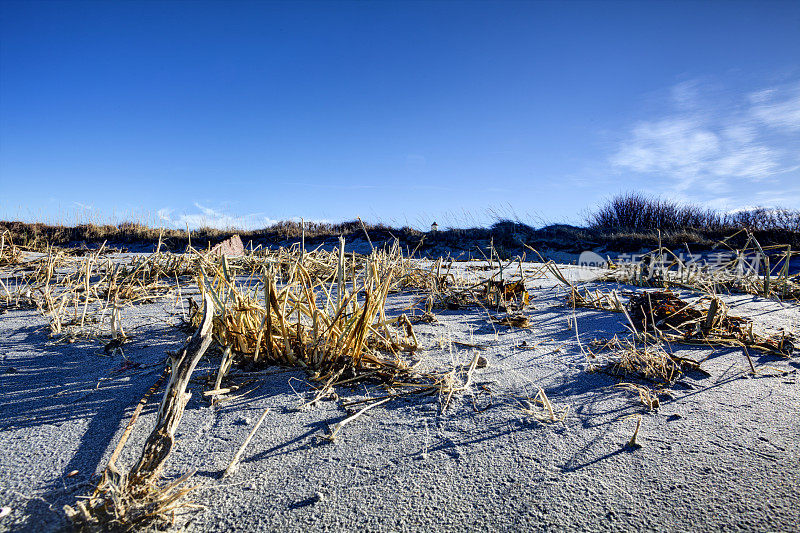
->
<box><xmin>157</xmin><ymin>203</ymin><xmax>280</xmax><ymax>230</ymax></box>
<box><xmin>610</xmin><ymin>80</ymin><xmax>800</xmax><ymax>193</ymax></box>
<box><xmin>611</xmin><ymin>118</ymin><xmax>719</xmax><ymax>177</ymax></box>
<box><xmin>750</xmin><ymin>83</ymin><xmax>800</xmax><ymax>132</ymax></box>
<box><xmin>157</xmin><ymin>208</ymin><xmax>173</xmax><ymax>221</ymax></box>
<box><xmin>722</xmin><ymin>124</ymin><xmax>757</xmax><ymax>144</ymax></box>
<box><xmin>670</xmin><ymin>80</ymin><xmax>701</xmax><ymax>109</ymax></box>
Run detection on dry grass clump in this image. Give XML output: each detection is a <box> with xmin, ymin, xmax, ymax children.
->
<box><xmin>490</xmin><ymin>314</ymin><xmax>530</xmax><ymax>328</ymax></box>
<box><xmin>198</xmin><ymin>244</ymin><xmax>417</xmax><ymax>378</ymax></box>
<box><xmin>197</xmin><ymin>240</ymin><xmax>483</xmax><ymax>415</ymax></box>
<box><xmin>65</xmin><ymin>466</ymin><xmax>198</xmax><ymax>532</ymax></box>
<box><xmin>429</xmin><ymin>278</ymin><xmax>530</xmax><ymax>313</ymax></box>
<box><xmin>33</xmin><ymin>251</ymin><xmax>152</xmax><ymax>340</ymax></box>
<box><xmin>587</xmin><ymin>335</ymin><xmax>703</xmax><ymax>410</ymax></box>
<box><xmin>397</xmin><ymin>256</ymin><xmax>457</xmax><ymax>293</ymax></box>
<box><xmin>626</xmin><ymin>290</ymin><xmax>795</xmax><ymax>358</ymax></box>
<box><xmin>590</xmin><ymin>335</ymin><xmax>692</xmax><ymax>384</ymax></box>
<box><xmin>238</xmin><ymin>244</ymin><xmax>360</xmax><ymax>284</ymax></box>
<box><xmin>397</xmin><ymin>255</ymin><xmax>489</xmax><ymax>311</ymax></box>
<box><xmin>417</xmin><ymin>269</ymin><xmax>530</xmax><ymax>313</ymax></box>
<box><xmin>402</xmin><ymin>242</ymin><xmax>534</xmax><ymax>313</ymax></box>
<box><xmin>0</xmin><ymin>231</ymin><xmax>24</xmax><ymax>266</ymax></box>
<box><xmin>1</xmin><ymin>245</ymin><xmax>69</xmax><ymax>311</ymax></box>
<box><xmin>567</xmin><ymin>286</ymin><xmax>625</xmax><ymax>312</ymax></box>
<box><xmin>97</xmin><ymin>250</ymin><xmax>198</xmax><ymax>303</ymax></box>
<box><xmin>0</xmin><ymin>273</ymin><xmax>37</xmax><ymax>312</ymax></box>
<box><xmin>581</xmin><ymin>287</ymin><xmax>794</xmax><ymax>409</ymax></box>
<box><xmin>226</xmin><ymin>242</ymin><xmax>395</xmax><ymax>294</ymax></box>
<box><xmin>1</xmin><ymin>244</ymin><xmax>195</xmax><ymax>339</ymax></box>
<box><xmin>598</xmin><ymin>232</ymin><xmax>800</xmax><ymax>302</ymax></box>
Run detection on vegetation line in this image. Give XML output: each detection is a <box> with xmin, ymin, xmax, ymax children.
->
<box><xmin>3</xmin><ymin>193</ymin><xmax>799</xmax><ymax>254</ymax></box>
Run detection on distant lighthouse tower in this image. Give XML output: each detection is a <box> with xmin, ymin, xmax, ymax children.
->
<box><xmin>430</xmin><ymin>221</ymin><xmax>438</xmax><ymax>233</ymax></box>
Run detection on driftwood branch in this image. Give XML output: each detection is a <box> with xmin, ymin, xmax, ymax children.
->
<box><xmin>128</xmin><ymin>292</ymin><xmax>215</xmax><ymax>486</ymax></box>
<box><xmin>64</xmin><ymin>293</ymin><xmax>216</xmax><ymax>530</ymax></box>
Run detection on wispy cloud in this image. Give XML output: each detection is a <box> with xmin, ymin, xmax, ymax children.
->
<box><xmin>158</xmin><ymin>203</ymin><xmax>280</xmax><ymax>230</ymax></box>
<box><xmin>670</xmin><ymin>79</ymin><xmax>702</xmax><ymax>110</ymax></box>
<box><xmin>157</xmin><ymin>208</ymin><xmax>173</xmax><ymax>222</ymax></box>
<box><xmin>610</xmin><ymin>81</ymin><xmax>800</xmax><ymax>198</ymax></box>
<box><xmin>72</xmin><ymin>201</ymin><xmax>95</xmax><ymax>210</ymax></box>
<box><xmin>749</xmin><ymin>85</ymin><xmax>800</xmax><ymax>132</ymax></box>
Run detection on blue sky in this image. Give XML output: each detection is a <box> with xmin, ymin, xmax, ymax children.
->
<box><xmin>1</xmin><ymin>1</ymin><xmax>799</xmax><ymax>229</ymax></box>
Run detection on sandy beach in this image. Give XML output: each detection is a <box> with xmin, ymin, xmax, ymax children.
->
<box><xmin>0</xmin><ymin>256</ymin><xmax>798</xmax><ymax>532</ymax></box>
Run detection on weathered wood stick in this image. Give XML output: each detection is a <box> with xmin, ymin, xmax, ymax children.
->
<box><xmin>129</xmin><ymin>293</ymin><xmax>215</xmax><ymax>486</ymax></box>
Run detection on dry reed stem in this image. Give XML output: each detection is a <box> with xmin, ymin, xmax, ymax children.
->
<box><xmin>567</xmin><ymin>287</ymin><xmax>625</xmax><ymax>312</ymax></box>
<box><xmin>616</xmin><ymin>382</ymin><xmax>660</xmax><ymax>410</ymax></box>
<box><xmin>520</xmin><ymin>388</ymin><xmax>570</xmax><ymax>423</ymax></box>
<box><xmin>626</xmin><ymin>415</ymin><xmax>642</xmax><ymax>449</ymax></box>
<box><xmin>326</xmin><ymin>397</ymin><xmax>391</xmax><ymax>442</ymax></box>
<box><xmin>223</xmin><ymin>406</ymin><xmax>271</xmax><ymax>476</ymax></box>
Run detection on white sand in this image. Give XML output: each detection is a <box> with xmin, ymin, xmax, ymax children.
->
<box><xmin>0</xmin><ymin>260</ymin><xmax>798</xmax><ymax>531</ymax></box>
